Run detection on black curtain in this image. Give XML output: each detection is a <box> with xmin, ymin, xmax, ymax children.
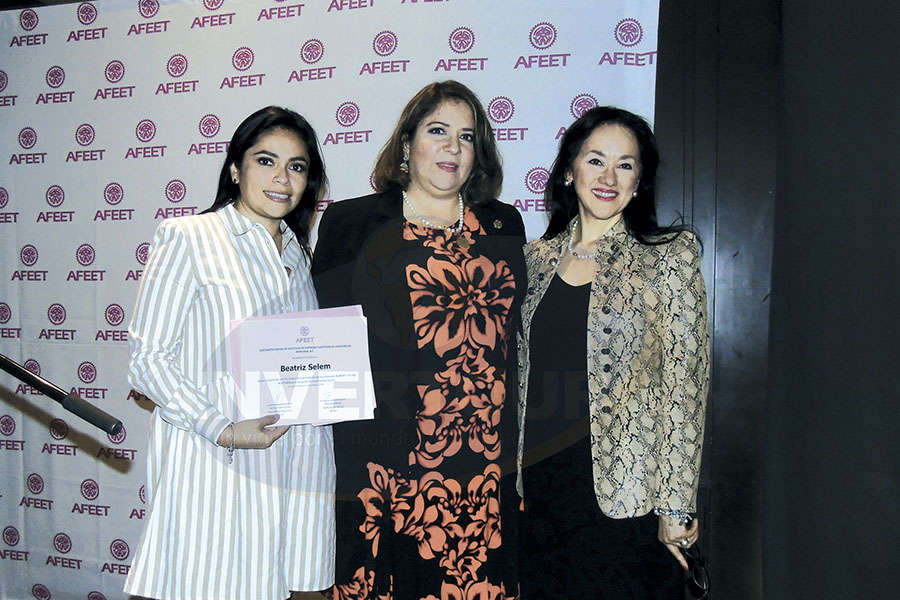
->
<box><xmin>766</xmin><ymin>1</ymin><xmax>900</xmax><ymax>597</ymax></box>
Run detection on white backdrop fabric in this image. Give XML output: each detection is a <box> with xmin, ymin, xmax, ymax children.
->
<box><xmin>0</xmin><ymin>1</ymin><xmax>658</xmax><ymax>598</ymax></box>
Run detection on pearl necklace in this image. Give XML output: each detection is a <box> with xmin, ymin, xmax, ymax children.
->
<box><xmin>567</xmin><ymin>216</ymin><xmax>604</xmax><ymax>259</ymax></box>
<box><xmin>403</xmin><ymin>190</ymin><xmax>464</xmax><ymax>234</ymax></box>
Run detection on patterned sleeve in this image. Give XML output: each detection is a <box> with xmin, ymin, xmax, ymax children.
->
<box><xmin>653</xmin><ymin>232</ymin><xmax>710</xmax><ymax>512</ymax></box>
<box><xmin>127</xmin><ymin>219</ymin><xmax>231</xmax><ymax>445</ymax></box>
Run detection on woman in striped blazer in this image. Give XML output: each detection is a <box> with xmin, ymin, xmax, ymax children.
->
<box><xmin>125</xmin><ymin>107</ymin><xmax>335</xmax><ymax>600</ymax></box>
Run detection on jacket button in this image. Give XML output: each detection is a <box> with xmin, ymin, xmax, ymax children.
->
<box><xmin>602</xmin><ymin>286</ymin><xmax>609</xmax><ymax>293</ymax></box>
<box><xmin>603</xmin><ymin>327</ymin><xmax>612</xmax><ymax>334</ymax></box>
<box><xmin>601</xmin><ymin>387</ymin><xmax>609</xmax><ymax>395</ymax></box>
<box><xmin>602</xmin><ymin>306</ymin><xmax>611</xmax><ymax>314</ymax></box>
<box><xmin>493</xmin><ymin>219</ymin><xmax>503</xmax><ymax>229</ymax></box>
<box><xmin>600</xmin><ymin>405</ymin><xmax>612</xmax><ymax>414</ymax></box>
<box><xmin>549</xmin><ymin>257</ymin><xmax>558</xmax><ymax>267</ymax></box>
<box><xmin>601</xmin><ymin>348</ymin><xmax>610</xmax><ymax>355</ymax></box>
<box><xmin>603</xmin><ymin>364</ymin><xmax>611</xmax><ymax>372</ymax></box>
<box><xmin>607</xmin><ymin>256</ymin><xmax>615</xmax><ymax>264</ymax></box>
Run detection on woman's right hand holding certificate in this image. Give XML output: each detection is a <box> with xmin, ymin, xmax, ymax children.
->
<box><xmin>216</xmin><ymin>414</ymin><xmax>290</xmax><ymax>449</ymax></box>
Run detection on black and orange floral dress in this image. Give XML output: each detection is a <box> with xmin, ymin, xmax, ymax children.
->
<box><xmin>312</xmin><ymin>191</ymin><xmax>526</xmax><ymax>600</ymax></box>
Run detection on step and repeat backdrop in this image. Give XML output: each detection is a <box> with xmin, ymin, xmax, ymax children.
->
<box><xmin>0</xmin><ymin>1</ymin><xmax>659</xmax><ymax>598</ymax></box>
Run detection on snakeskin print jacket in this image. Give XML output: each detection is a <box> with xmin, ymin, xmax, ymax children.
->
<box><xmin>516</xmin><ymin>219</ymin><xmax>710</xmax><ymax>517</ymax></box>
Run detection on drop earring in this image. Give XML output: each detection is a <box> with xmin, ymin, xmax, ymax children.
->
<box><xmin>400</xmin><ymin>147</ymin><xmax>409</xmax><ymax>174</ymax></box>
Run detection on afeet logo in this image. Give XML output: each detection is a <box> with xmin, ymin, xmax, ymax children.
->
<box><xmin>615</xmin><ymin>18</ymin><xmax>643</xmax><ymax>47</ymax></box>
<box><xmin>49</xmin><ymin>419</ymin><xmax>68</xmax><ymax>440</ymax></box>
<box><xmin>525</xmin><ymin>167</ymin><xmax>550</xmax><ymax>195</ymax></box>
<box><xmin>570</xmin><ymin>93</ymin><xmax>598</xmax><ymax>119</ymax></box>
<box><xmin>105</xmin><ymin>60</ymin><xmax>125</xmax><ymax>83</ymax></box>
<box><xmin>31</xmin><ymin>584</ymin><xmax>50</xmax><ymax>600</ymax></box>
<box><xmin>199</xmin><ymin>114</ymin><xmax>221</xmax><ymax>138</ymax></box>
<box><xmin>449</xmin><ymin>27</ymin><xmax>474</xmax><ymax>53</ymax></box>
<box><xmin>135</xmin><ymin>242</ymin><xmax>150</xmax><ymax>265</ymax></box>
<box><xmin>46</xmin><ymin>185</ymin><xmax>65</xmax><ymax>207</ymax></box>
<box><xmin>80</xmin><ymin>478</ymin><xmax>99</xmax><ymax>501</ymax></box>
<box><xmin>20</xmin><ymin>10</ymin><xmax>38</xmax><ymax>31</ymax></box>
<box><xmin>104</xmin><ymin>183</ymin><xmax>124</xmax><ymax>205</ymax></box>
<box><xmin>529</xmin><ymin>22</ymin><xmax>557</xmax><ymax>50</ymax></box>
<box><xmin>0</xmin><ymin>187</ymin><xmax>8</xmax><ymax>209</ymax></box>
<box><xmin>109</xmin><ymin>539</ymin><xmax>130</xmax><ymax>561</ymax></box>
<box><xmin>135</xmin><ymin>119</ymin><xmax>157</xmax><ymax>143</ymax></box>
<box><xmin>165</xmin><ymin>179</ymin><xmax>186</xmax><ymax>203</ymax></box>
<box><xmin>52</xmin><ymin>532</ymin><xmax>72</xmax><ymax>554</ymax></box>
<box><xmin>139</xmin><ymin>0</ymin><xmax>159</xmax><ymax>19</ymax></box>
<box><xmin>75</xmin><ymin>124</ymin><xmax>95</xmax><ymax>147</ymax></box>
<box><xmin>2</xmin><ymin>526</ymin><xmax>19</xmax><ymax>546</ymax></box>
<box><xmin>88</xmin><ymin>591</ymin><xmax>107</xmax><ymax>600</ymax></box>
<box><xmin>166</xmin><ymin>54</ymin><xmax>188</xmax><ymax>78</ymax></box>
<box><xmin>77</xmin><ymin>3</ymin><xmax>98</xmax><ymax>26</ymax></box>
<box><xmin>0</xmin><ymin>70</ymin><xmax>7</xmax><ymax>93</ymax></box>
<box><xmin>301</xmin><ymin>39</ymin><xmax>324</xmax><ymax>64</ymax></box>
<box><xmin>76</xmin><ymin>244</ymin><xmax>96</xmax><ymax>267</ymax></box>
<box><xmin>78</xmin><ymin>361</ymin><xmax>97</xmax><ymax>384</ymax></box>
<box><xmin>232</xmin><ymin>47</ymin><xmax>254</xmax><ymax>71</ymax></box>
<box><xmin>335</xmin><ymin>101</ymin><xmax>360</xmax><ymax>127</ymax></box>
<box><xmin>139</xmin><ymin>485</ymin><xmax>147</xmax><ymax>504</ymax></box>
<box><xmin>599</xmin><ymin>17</ymin><xmax>656</xmax><ymax>67</ymax></box>
<box><xmin>204</xmin><ymin>0</ymin><xmax>225</xmax><ymax>10</ymax></box>
<box><xmin>372</xmin><ymin>30</ymin><xmax>398</xmax><ymax>57</ymax></box>
<box><xmin>0</xmin><ymin>414</ymin><xmax>15</xmax><ymax>435</ymax></box>
<box><xmin>23</xmin><ymin>359</ymin><xmax>41</xmax><ymax>376</ymax></box>
<box><xmin>20</xmin><ymin>244</ymin><xmax>39</xmax><ymax>267</ymax></box>
<box><xmin>27</xmin><ymin>472</ymin><xmax>45</xmax><ymax>494</ymax></box>
<box><xmin>18</xmin><ymin>127</ymin><xmax>36</xmax><ymax>150</ymax></box>
<box><xmin>45</xmin><ymin>66</ymin><xmax>65</xmax><ymax>88</ymax></box>
<box><xmin>515</xmin><ymin>21</ymin><xmax>570</xmax><ymax>70</ymax></box>
<box><xmin>105</xmin><ymin>304</ymin><xmax>125</xmax><ymax>327</ymax></box>
<box><xmin>47</xmin><ymin>304</ymin><xmax>66</xmax><ymax>326</ymax></box>
<box><xmin>488</xmin><ymin>97</ymin><xmax>514</xmax><ymax>124</ymax></box>
<box><xmin>324</xmin><ymin>101</ymin><xmax>371</xmax><ymax>145</ymax></box>
<box><xmin>435</xmin><ymin>26</ymin><xmax>486</xmax><ymax>73</ymax></box>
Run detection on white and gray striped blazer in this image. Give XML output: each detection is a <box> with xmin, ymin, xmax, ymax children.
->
<box><xmin>125</xmin><ymin>204</ymin><xmax>335</xmax><ymax>600</ymax></box>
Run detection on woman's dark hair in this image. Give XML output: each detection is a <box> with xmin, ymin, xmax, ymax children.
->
<box><xmin>372</xmin><ymin>80</ymin><xmax>501</xmax><ymax>205</ymax></box>
<box><xmin>203</xmin><ymin>106</ymin><xmax>327</xmax><ymax>250</ymax></box>
<box><xmin>543</xmin><ymin>106</ymin><xmax>690</xmax><ymax>245</ymax></box>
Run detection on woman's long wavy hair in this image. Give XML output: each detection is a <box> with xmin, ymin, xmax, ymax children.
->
<box><xmin>543</xmin><ymin>106</ymin><xmax>691</xmax><ymax>245</ymax></box>
<box><xmin>371</xmin><ymin>80</ymin><xmax>501</xmax><ymax>205</ymax></box>
<box><xmin>202</xmin><ymin>106</ymin><xmax>327</xmax><ymax>251</ymax></box>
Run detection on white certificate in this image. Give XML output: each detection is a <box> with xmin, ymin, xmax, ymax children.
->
<box><xmin>229</xmin><ymin>306</ymin><xmax>376</xmax><ymax>426</ymax></box>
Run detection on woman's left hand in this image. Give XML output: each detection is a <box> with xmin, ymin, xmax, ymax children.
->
<box><xmin>657</xmin><ymin>515</ymin><xmax>699</xmax><ymax>570</ymax></box>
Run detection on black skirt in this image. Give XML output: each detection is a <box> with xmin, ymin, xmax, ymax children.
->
<box><xmin>520</xmin><ymin>275</ymin><xmax>682</xmax><ymax>599</ymax></box>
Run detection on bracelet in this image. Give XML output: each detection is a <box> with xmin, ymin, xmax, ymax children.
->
<box><xmin>226</xmin><ymin>423</ymin><xmax>234</xmax><ymax>464</ymax></box>
<box><xmin>653</xmin><ymin>507</ymin><xmax>692</xmax><ymax>525</ymax></box>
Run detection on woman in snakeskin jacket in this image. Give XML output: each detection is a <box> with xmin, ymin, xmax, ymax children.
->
<box><xmin>516</xmin><ymin>106</ymin><xmax>710</xmax><ymax>598</ymax></box>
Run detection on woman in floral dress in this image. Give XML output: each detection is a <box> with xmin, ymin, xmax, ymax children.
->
<box><xmin>312</xmin><ymin>81</ymin><xmax>525</xmax><ymax>600</ymax></box>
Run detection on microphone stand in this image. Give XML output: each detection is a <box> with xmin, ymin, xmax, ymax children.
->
<box><xmin>0</xmin><ymin>352</ymin><xmax>123</xmax><ymax>436</ymax></box>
